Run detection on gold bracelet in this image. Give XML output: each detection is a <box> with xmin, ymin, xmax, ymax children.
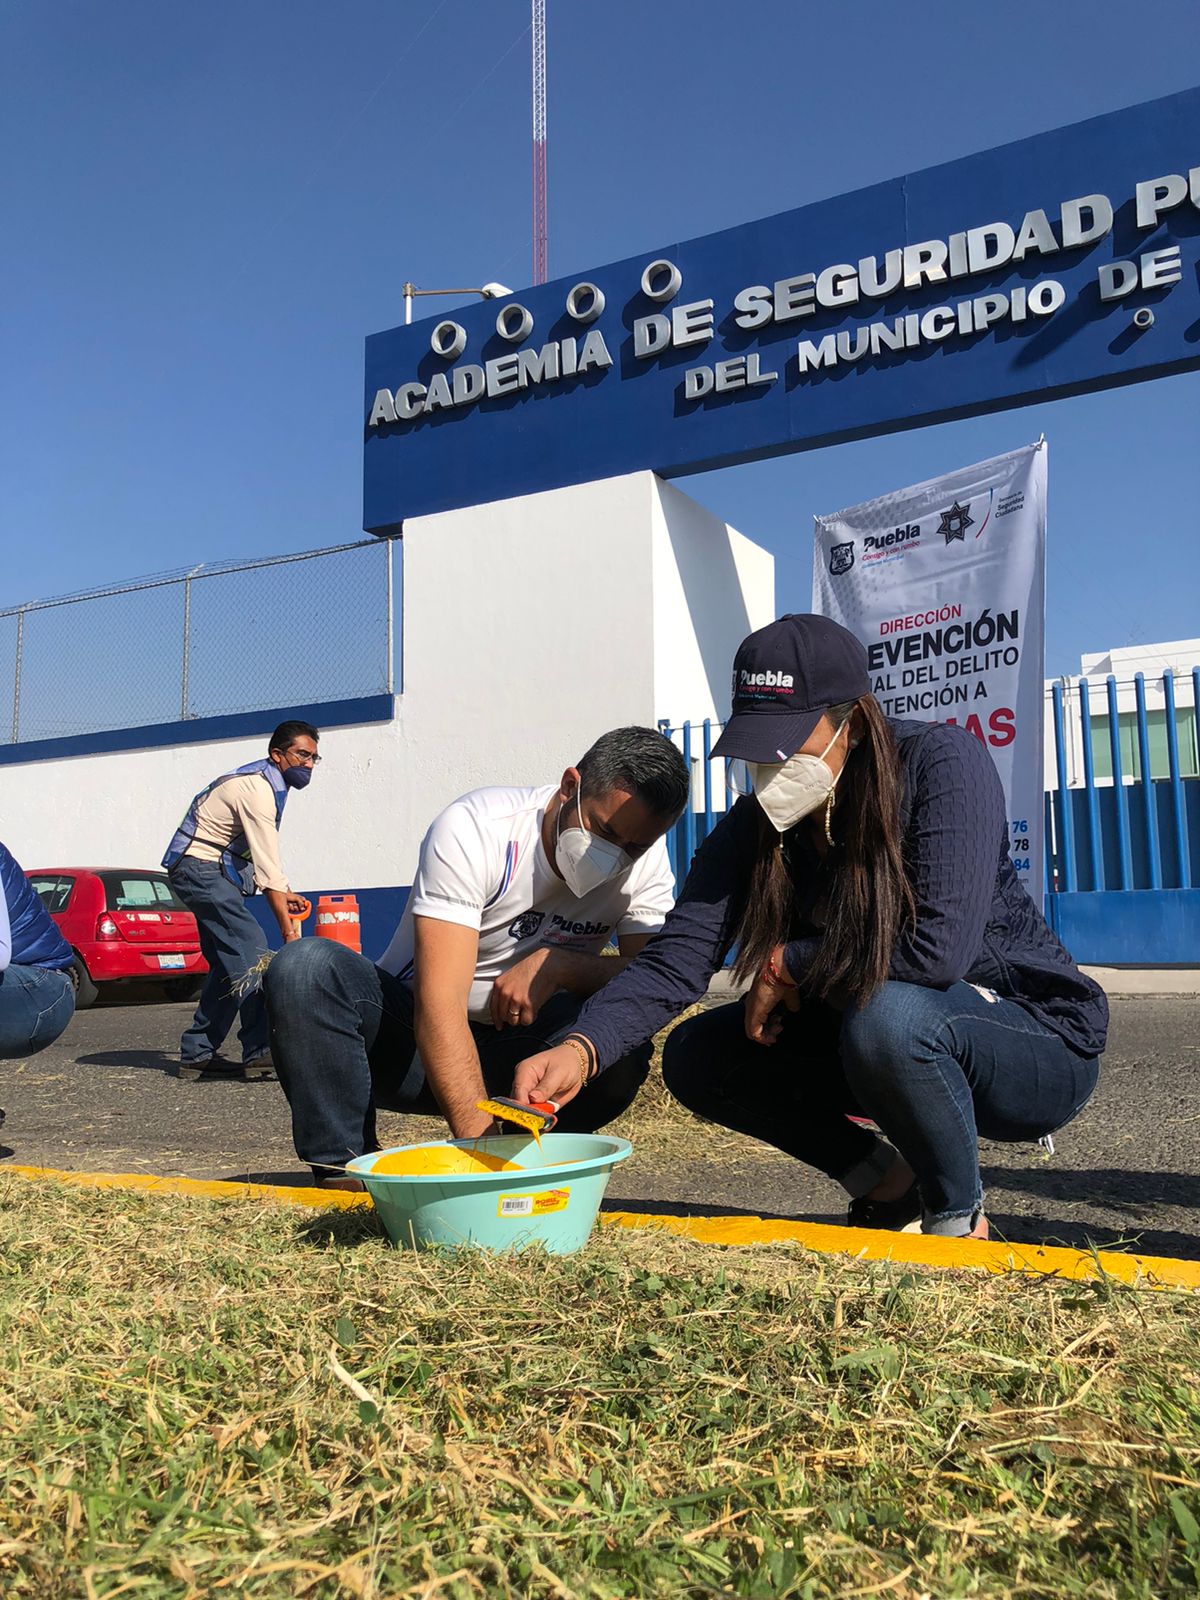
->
<box><xmin>563</xmin><ymin>1035</ymin><xmax>595</xmax><ymax>1087</ymax></box>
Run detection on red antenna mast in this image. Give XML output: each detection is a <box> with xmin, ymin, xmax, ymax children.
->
<box><xmin>532</xmin><ymin>0</ymin><xmax>548</xmax><ymax>284</ymax></box>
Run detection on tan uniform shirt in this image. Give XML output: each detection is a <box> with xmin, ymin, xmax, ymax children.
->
<box><xmin>184</xmin><ymin>773</ymin><xmax>290</xmax><ymax>894</ymax></box>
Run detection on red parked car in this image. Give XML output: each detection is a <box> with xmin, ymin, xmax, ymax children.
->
<box><xmin>25</xmin><ymin>867</ymin><xmax>208</xmax><ymax>1008</ymax></box>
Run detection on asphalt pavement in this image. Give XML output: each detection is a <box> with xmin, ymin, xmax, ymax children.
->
<box><xmin>3</xmin><ymin>989</ymin><xmax>1199</xmax><ymax>1260</ymax></box>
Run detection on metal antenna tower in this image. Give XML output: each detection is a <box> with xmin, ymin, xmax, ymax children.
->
<box><xmin>532</xmin><ymin>0</ymin><xmax>548</xmax><ymax>284</ymax></box>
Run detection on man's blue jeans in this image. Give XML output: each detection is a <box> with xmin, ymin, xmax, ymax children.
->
<box><xmin>168</xmin><ymin>858</ymin><xmax>270</xmax><ymax>1065</ymax></box>
<box><xmin>264</xmin><ymin>938</ymin><xmax>652</xmax><ymax>1173</ymax></box>
<box><xmin>0</xmin><ymin>963</ymin><xmax>74</xmax><ymax>1059</ymax></box>
<box><xmin>662</xmin><ymin>980</ymin><xmax>1100</xmax><ymax>1235</ymax></box>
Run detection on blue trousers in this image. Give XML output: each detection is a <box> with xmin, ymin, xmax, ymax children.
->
<box><xmin>0</xmin><ymin>963</ymin><xmax>74</xmax><ymax>1059</ymax></box>
<box><xmin>662</xmin><ymin>980</ymin><xmax>1100</xmax><ymax>1234</ymax></box>
<box><xmin>168</xmin><ymin>858</ymin><xmax>270</xmax><ymax>1064</ymax></box>
<box><xmin>264</xmin><ymin>938</ymin><xmax>652</xmax><ymax>1171</ymax></box>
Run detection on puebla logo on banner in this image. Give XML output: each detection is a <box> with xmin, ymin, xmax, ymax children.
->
<box><xmin>812</xmin><ymin>442</ymin><xmax>1047</xmax><ymax>899</ymax></box>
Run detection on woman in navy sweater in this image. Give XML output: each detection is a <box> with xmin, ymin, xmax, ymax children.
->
<box><xmin>515</xmin><ymin>614</ymin><xmax>1107</xmax><ymax>1239</ymax></box>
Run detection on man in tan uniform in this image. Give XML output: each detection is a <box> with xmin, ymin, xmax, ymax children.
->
<box><xmin>162</xmin><ymin>721</ymin><xmax>319</xmax><ymax>1079</ymax></box>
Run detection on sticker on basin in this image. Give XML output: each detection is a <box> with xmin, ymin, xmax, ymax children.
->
<box><xmin>497</xmin><ymin>1188</ymin><xmax>570</xmax><ymax>1219</ymax></box>
<box><xmin>369</xmin><ymin>1147</ymin><xmax>520</xmax><ymax>1177</ymax></box>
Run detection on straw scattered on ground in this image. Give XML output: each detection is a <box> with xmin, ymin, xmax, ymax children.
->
<box><xmin>2</xmin><ymin>1174</ymin><xmax>1200</xmax><ymax>1598</ymax></box>
<box><xmin>606</xmin><ymin>998</ymin><xmax>777</xmax><ymax>1169</ymax></box>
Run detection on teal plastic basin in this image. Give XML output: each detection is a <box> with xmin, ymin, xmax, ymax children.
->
<box><xmin>346</xmin><ymin>1132</ymin><xmax>632</xmax><ymax>1255</ymax></box>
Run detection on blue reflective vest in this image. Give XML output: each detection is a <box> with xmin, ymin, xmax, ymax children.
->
<box><xmin>161</xmin><ymin>758</ymin><xmax>288</xmax><ymax>895</ymax></box>
<box><xmin>1</xmin><ymin>841</ymin><xmax>73</xmax><ymax>970</ymax></box>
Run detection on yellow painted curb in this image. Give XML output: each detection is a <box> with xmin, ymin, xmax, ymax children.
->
<box><xmin>1</xmin><ymin>1163</ymin><xmax>371</xmax><ymax>1211</ymax></box>
<box><xmin>3</xmin><ymin>1162</ymin><xmax>1199</xmax><ymax>1290</ymax></box>
<box><xmin>600</xmin><ymin>1210</ymin><xmax>1200</xmax><ymax>1290</ymax></box>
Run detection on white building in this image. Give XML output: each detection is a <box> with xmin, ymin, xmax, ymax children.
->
<box><xmin>2</xmin><ymin>472</ymin><xmax>774</xmax><ymax>911</ymax></box>
<box><xmin>1044</xmin><ymin>638</ymin><xmax>1200</xmax><ymax>789</ymax></box>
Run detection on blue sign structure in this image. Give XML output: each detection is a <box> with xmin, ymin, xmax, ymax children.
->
<box><xmin>364</xmin><ymin>88</ymin><xmax>1200</xmax><ymax>533</ymax></box>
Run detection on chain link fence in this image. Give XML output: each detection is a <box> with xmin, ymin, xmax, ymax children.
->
<box><xmin>1</xmin><ymin>540</ymin><xmax>396</xmax><ymax>745</ymax></box>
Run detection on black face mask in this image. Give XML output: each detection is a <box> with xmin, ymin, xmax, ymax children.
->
<box><xmin>282</xmin><ymin>764</ymin><xmax>313</xmax><ymax>789</ymax></box>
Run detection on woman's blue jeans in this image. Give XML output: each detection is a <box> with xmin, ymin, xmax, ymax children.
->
<box><xmin>661</xmin><ymin>980</ymin><xmax>1100</xmax><ymax>1234</ymax></box>
<box><xmin>0</xmin><ymin>963</ymin><xmax>75</xmax><ymax>1059</ymax></box>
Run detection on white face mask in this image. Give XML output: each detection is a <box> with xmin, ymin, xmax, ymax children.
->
<box><xmin>749</xmin><ymin>716</ymin><xmax>853</xmax><ymax>834</ymax></box>
<box><xmin>555</xmin><ymin>791</ymin><xmax>628</xmax><ymax>898</ymax></box>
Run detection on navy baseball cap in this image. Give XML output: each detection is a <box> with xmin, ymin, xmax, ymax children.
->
<box><xmin>711</xmin><ymin>613</ymin><xmax>870</xmax><ymax>763</ymax></box>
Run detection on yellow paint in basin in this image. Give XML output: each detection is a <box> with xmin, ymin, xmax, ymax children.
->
<box><xmin>368</xmin><ymin>1146</ymin><xmax>521</xmax><ymax>1178</ymax></box>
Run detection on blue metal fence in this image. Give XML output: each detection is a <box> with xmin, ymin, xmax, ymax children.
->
<box><xmin>661</xmin><ymin>664</ymin><xmax>1200</xmax><ymax>966</ymax></box>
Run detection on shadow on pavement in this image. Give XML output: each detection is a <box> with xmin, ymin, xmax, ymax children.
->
<box><xmin>989</xmin><ymin>1212</ymin><xmax>1200</xmax><ymax>1261</ymax></box>
<box><xmin>602</xmin><ymin>1195</ymin><xmax>843</xmax><ymax>1225</ymax></box>
<box><xmin>78</xmin><ymin>1051</ymin><xmax>269</xmax><ymax>1083</ymax></box>
<box><xmin>75</xmin><ymin>1050</ymin><xmax>183</xmax><ymax>1076</ymax></box>
<box><xmin>982</xmin><ymin>1164</ymin><xmax>1200</xmax><ymax>1211</ymax></box>
<box><xmin>221</xmin><ymin>1169</ymin><xmax>319</xmax><ymax>1187</ymax></box>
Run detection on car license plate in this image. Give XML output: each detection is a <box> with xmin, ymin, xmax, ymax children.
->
<box><xmin>158</xmin><ymin>954</ymin><xmax>186</xmax><ymax>969</ymax></box>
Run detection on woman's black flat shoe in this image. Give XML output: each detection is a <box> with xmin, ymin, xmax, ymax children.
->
<box><xmin>847</xmin><ymin>1181</ymin><xmax>922</xmax><ymax>1233</ymax></box>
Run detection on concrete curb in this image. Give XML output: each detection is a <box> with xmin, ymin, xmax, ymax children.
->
<box><xmin>4</xmin><ymin>1161</ymin><xmax>1198</xmax><ymax>1291</ymax></box>
<box><xmin>1081</xmin><ymin>967</ymin><xmax>1200</xmax><ymax>997</ymax></box>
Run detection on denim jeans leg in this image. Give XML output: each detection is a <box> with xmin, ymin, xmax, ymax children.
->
<box><xmin>660</xmin><ymin>999</ymin><xmax>890</xmax><ymax>1193</ymax></box>
<box><xmin>170</xmin><ymin>861</ymin><xmax>269</xmax><ymax>1063</ymax></box>
<box><xmin>839</xmin><ymin>980</ymin><xmax>1101</xmax><ymax>1236</ymax></box>
<box><xmin>265</xmin><ymin>939</ymin><xmax>422</xmax><ymax>1170</ymax></box>
<box><xmin>0</xmin><ymin>964</ymin><xmax>75</xmax><ymax>1059</ymax></box>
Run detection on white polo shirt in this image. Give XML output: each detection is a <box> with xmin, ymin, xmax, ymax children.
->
<box><xmin>378</xmin><ymin>785</ymin><xmax>676</xmax><ymax>1023</ymax></box>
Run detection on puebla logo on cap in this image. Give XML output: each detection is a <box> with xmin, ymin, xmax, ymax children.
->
<box><xmin>735</xmin><ymin>666</ymin><xmax>795</xmax><ymax>702</ymax></box>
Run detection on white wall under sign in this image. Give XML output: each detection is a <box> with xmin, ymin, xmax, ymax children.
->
<box><xmin>3</xmin><ymin>472</ymin><xmax>774</xmax><ymax>899</ymax></box>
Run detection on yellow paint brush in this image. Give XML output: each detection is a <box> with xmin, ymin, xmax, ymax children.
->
<box><xmin>476</xmin><ymin>1096</ymin><xmax>559</xmax><ymax>1143</ymax></box>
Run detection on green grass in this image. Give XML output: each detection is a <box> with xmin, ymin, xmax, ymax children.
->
<box><xmin>2</xmin><ymin>1177</ymin><xmax>1200</xmax><ymax>1598</ymax></box>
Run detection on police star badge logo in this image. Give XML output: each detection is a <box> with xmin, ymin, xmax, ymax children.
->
<box><xmin>938</xmin><ymin>501</ymin><xmax>974</xmax><ymax>543</ymax></box>
<box><xmin>829</xmin><ymin>541</ymin><xmax>855</xmax><ymax>576</ymax></box>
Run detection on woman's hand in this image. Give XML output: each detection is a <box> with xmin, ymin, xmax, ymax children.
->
<box><xmin>512</xmin><ymin>1041</ymin><xmax>589</xmax><ymax>1110</ymax></box>
<box><xmin>743</xmin><ymin>943</ymin><xmax>801</xmax><ymax>1046</ymax></box>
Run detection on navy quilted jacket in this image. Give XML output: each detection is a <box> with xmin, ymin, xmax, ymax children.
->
<box><xmin>572</xmin><ymin>718</ymin><xmax>1108</xmax><ymax>1067</ymax></box>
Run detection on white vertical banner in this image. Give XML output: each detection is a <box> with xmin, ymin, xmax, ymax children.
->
<box><xmin>812</xmin><ymin>442</ymin><xmax>1047</xmax><ymax>900</ymax></box>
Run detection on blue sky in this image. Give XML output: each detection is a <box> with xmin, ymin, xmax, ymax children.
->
<box><xmin>3</xmin><ymin>1</ymin><xmax>1198</xmax><ymax>676</ymax></box>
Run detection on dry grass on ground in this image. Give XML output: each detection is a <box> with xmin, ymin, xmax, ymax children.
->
<box><xmin>604</xmin><ymin>999</ymin><xmax>775</xmax><ymax>1169</ymax></box>
<box><xmin>3</xmin><ymin>1175</ymin><xmax>1200</xmax><ymax>1598</ymax></box>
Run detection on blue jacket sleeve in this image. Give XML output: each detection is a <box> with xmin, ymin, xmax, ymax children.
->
<box><xmin>0</xmin><ymin>868</ymin><xmax>11</xmax><ymax>972</ymax></box>
<box><xmin>887</xmin><ymin>723</ymin><xmax>1006</xmax><ymax>988</ymax></box>
<box><xmin>560</xmin><ymin>800</ymin><xmax>757</xmax><ymax>1069</ymax></box>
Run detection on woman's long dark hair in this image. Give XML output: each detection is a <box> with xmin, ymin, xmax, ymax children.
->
<box><xmin>731</xmin><ymin>695</ymin><xmax>914</xmax><ymax>1007</ymax></box>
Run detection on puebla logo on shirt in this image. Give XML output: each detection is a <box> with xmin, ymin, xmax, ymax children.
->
<box><xmin>507</xmin><ymin>910</ymin><xmax>546</xmax><ymax>941</ymax></box>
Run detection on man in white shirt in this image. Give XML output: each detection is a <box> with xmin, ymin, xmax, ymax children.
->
<box><xmin>163</xmin><ymin>720</ymin><xmax>319</xmax><ymax>1079</ymax></box>
<box><xmin>264</xmin><ymin>726</ymin><xmax>688</xmax><ymax>1188</ymax></box>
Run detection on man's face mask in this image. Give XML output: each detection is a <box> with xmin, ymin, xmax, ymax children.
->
<box><xmin>748</xmin><ymin>715</ymin><xmax>853</xmax><ymax>834</ymax></box>
<box><xmin>282</xmin><ymin>764</ymin><xmax>313</xmax><ymax>790</ymax></box>
<box><xmin>555</xmin><ymin>790</ymin><xmax>628</xmax><ymax>898</ymax></box>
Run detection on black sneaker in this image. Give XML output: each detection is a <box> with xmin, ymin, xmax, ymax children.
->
<box><xmin>847</xmin><ymin>1181</ymin><xmax>922</xmax><ymax>1233</ymax></box>
<box><xmin>175</xmin><ymin>1052</ymin><xmax>276</xmax><ymax>1083</ymax></box>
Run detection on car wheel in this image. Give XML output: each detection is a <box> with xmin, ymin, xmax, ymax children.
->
<box><xmin>70</xmin><ymin>954</ymin><xmax>99</xmax><ymax>1009</ymax></box>
<box><xmin>163</xmin><ymin>977</ymin><xmax>203</xmax><ymax>1003</ymax></box>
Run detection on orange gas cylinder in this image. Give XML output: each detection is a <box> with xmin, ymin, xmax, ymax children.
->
<box><xmin>314</xmin><ymin>893</ymin><xmax>362</xmax><ymax>953</ymax></box>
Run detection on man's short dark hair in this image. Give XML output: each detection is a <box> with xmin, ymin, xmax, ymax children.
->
<box><xmin>269</xmin><ymin>720</ymin><xmax>320</xmax><ymax>753</ymax></box>
<box><xmin>577</xmin><ymin>726</ymin><xmax>689</xmax><ymax>820</ymax></box>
